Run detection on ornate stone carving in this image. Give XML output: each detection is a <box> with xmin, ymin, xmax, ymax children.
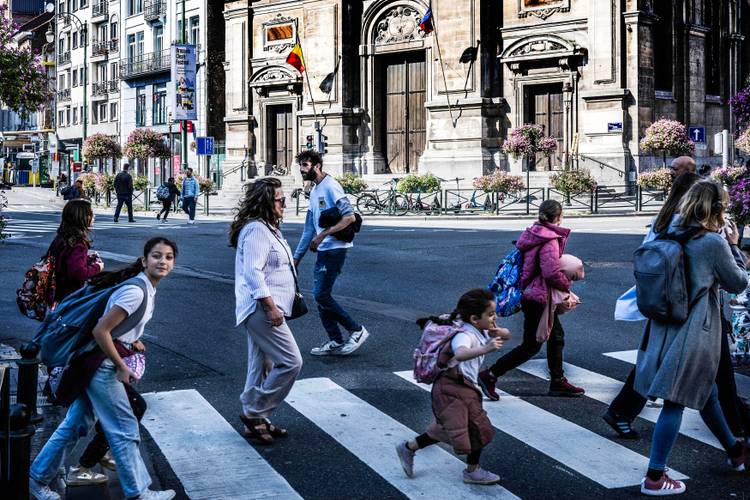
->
<box><xmin>517</xmin><ymin>0</ymin><xmax>570</xmax><ymax>20</ymax></box>
<box><xmin>256</xmin><ymin>69</ymin><xmax>292</xmax><ymax>83</ymax></box>
<box><xmin>511</xmin><ymin>39</ymin><xmax>566</xmax><ymax>57</ymax></box>
<box><xmin>374</xmin><ymin>6</ymin><xmax>426</xmax><ymax>45</ymax></box>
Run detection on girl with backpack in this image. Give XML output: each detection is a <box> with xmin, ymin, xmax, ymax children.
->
<box><xmin>479</xmin><ymin>200</ymin><xmax>585</xmax><ymax>400</ymax></box>
<box><xmin>30</xmin><ymin>237</ymin><xmax>179</xmax><ymax>500</ymax></box>
<box><xmin>634</xmin><ymin>181</ymin><xmax>748</xmax><ymax>496</ymax></box>
<box><xmin>397</xmin><ymin>289</ymin><xmax>508</xmax><ymax>485</ymax></box>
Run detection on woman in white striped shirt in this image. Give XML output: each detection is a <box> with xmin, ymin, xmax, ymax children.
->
<box><xmin>229</xmin><ymin>178</ymin><xmax>303</xmax><ymax>444</ymax></box>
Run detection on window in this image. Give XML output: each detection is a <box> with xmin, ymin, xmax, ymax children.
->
<box><xmin>73</xmin><ymin>107</ymin><xmax>78</xmax><ymax>124</ymax></box>
<box><xmin>152</xmin><ymin>82</ymin><xmax>167</xmax><ymax>124</ymax></box>
<box><xmin>153</xmin><ymin>25</ymin><xmax>163</xmax><ymax>54</ymax></box>
<box><xmin>127</xmin><ymin>0</ymin><xmax>142</xmax><ymax>16</ymax></box>
<box><xmin>110</xmin><ymin>62</ymin><xmax>118</xmax><ymax>82</ymax></box>
<box><xmin>71</xmin><ymin>0</ymin><xmax>77</xmax><ymax>12</ymax></box>
<box><xmin>80</xmin><ymin>106</ymin><xmax>84</xmax><ymax>123</ymax></box>
<box><xmin>189</xmin><ymin>16</ymin><xmax>199</xmax><ymax>46</ymax></box>
<box><xmin>80</xmin><ymin>67</ymin><xmax>86</xmax><ymax>86</ymax></box>
<box><xmin>98</xmin><ymin>63</ymin><xmax>107</xmax><ymax>83</ymax></box>
<box><xmin>80</xmin><ymin>0</ymin><xmax>87</xmax><ymax>7</ymax></box>
<box><xmin>72</xmin><ymin>31</ymin><xmax>78</xmax><ymax>49</ymax></box>
<box><xmin>705</xmin><ymin>2</ymin><xmax>725</xmax><ymax>97</ymax></box>
<box><xmin>98</xmin><ymin>24</ymin><xmax>107</xmax><ymax>43</ymax></box>
<box><xmin>99</xmin><ymin>102</ymin><xmax>107</xmax><ymax>122</ymax></box>
<box><xmin>58</xmin><ymin>73</ymin><xmax>66</xmax><ymax>90</ymax></box>
<box><xmin>653</xmin><ymin>1</ymin><xmax>673</xmax><ymax>93</ymax></box>
<box><xmin>110</xmin><ymin>20</ymin><xmax>118</xmax><ymax>40</ymax></box>
<box><xmin>66</xmin><ymin>106</ymin><xmax>71</xmax><ymax>125</ymax></box>
<box><xmin>58</xmin><ymin>0</ymin><xmax>64</xmax><ymax>14</ymax></box>
<box><xmin>72</xmin><ymin>69</ymin><xmax>77</xmax><ymax>87</ymax></box>
<box><xmin>110</xmin><ymin>102</ymin><xmax>118</xmax><ymax>120</ymax></box>
<box><xmin>58</xmin><ymin>38</ymin><xmax>64</xmax><ymax>54</ymax></box>
<box><xmin>80</xmin><ymin>28</ymin><xmax>86</xmax><ymax>46</ymax></box>
<box><xmin>58</xmin><ymin>110</ymin><xmax>65</xmax><ymax>127</ymax></box>
<box><xmin>136</xmin><ymin>87</ymin><xmax>146</xmax><ymax>126</ymax></box>
<box><xmin>92</xmin><ymin>104</ymin><xmax>98</xmax><ymax>124</ymax></box>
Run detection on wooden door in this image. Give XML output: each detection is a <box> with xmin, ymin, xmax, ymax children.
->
<box><xmin>524</xmin><ymin>83</ymin><xmax>563</xmax><ymax>171</ymax></box>
<box><xmin>267</xmin><ymin>104</ymin><xmax>293</xmax><ymax>174</ymax></box>
<box><xmin>383</xmin><ymin>53</ymin><xmax>426</xmax><ymax>173</ymax></box>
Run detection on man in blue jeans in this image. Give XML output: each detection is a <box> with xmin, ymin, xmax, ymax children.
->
<box><xmin>181</xmin><ymin>168</ymin><xmax>199</xmax><ymax>224</ymax></box>
<box><xmin>293</xmin><ymin>151</ymin><xmax>370</xmax><ymax>356</ymax></box>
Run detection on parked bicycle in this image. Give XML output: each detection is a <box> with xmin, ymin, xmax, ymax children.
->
<box><xmin>356</xmin><ymin>178</ymin><xmax>409</xmax><ymax>216</ymax></box>
<box><xmin>438</xmin><ymin>177</ymin><xmax>495</xmax><ymax>213</ymax></box>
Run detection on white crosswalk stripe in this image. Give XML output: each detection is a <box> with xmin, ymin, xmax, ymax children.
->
<box><xmin>3</xmin><ymin>218</ymin><xmax>181</xmax><ymax>239</ymax></box>
<box><xmin>394</xmin><ymin>371</ymin><xmax>688</xmax><ymax>489</ymax></box>
<box><xmin>286</xmin><ymin>378</ymin><xmax>518</xmax><ymax>499</ymax></box>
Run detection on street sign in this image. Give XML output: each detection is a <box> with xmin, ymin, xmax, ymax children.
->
<box><xmin>607</xmin><ymin>122</ymin><xmax>623</xmax><ymax>133</ymax></box>
<box><xmin>196</xmin><ymin>136</ymin><xmax>214</xmax><ymax>156</ymax></box>
<box><xmin>688</xmin><ymin>126</ymin><xmax>706</xmax><ymax>143</ymax></box>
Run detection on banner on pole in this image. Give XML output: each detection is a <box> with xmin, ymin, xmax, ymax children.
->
<box><xmin>171</xmin><ymin>44</ymin><xmax>197</xmax><ymax>121</ymax></box>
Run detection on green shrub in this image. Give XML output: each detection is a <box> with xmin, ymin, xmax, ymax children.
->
<box><xmin>133</xmin><ymin>176</ymin><xmax>150</xmax><ymax>191</ymax></box>
<box><xmin>396</xmin><ymin>173</ymin><xmax>441</xmax><ymax>193</ymax></box>
<box><xmin>335</xmin><ymin>173</ymin><xmax>368</xmax><ymax>194</ymax></box>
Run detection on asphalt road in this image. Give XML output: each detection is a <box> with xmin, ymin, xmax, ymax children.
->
<box><xmin>2</xmin><ymin>209</ymin><xmax>748</xmax><ymax>499</ymax></box>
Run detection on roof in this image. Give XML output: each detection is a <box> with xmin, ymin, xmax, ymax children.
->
<box><xmin>18</xmin><ymin>11</ymin><xmax>53</xmax><ymax>32</ymax></box>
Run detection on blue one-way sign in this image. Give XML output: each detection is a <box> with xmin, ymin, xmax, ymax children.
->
<box><xmin>688</xmin><ymin>126</ymin><xmax>705</xmax><ymax>143</ymax></box>
<box><xmin>196</xmin><ymin>136</ymin><xmax>214</xmax><ymax>156</ymax></box>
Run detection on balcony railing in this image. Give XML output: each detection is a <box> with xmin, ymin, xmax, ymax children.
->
<box><xmin>91</xmin><ymin>40</ymin><xmax>109</xmax><ymax>57</ymax></box>
<box><xmin>143</xmin><ymin>0</ymin><xmax>166</xmax><ymax>21</ymax></box>
<box><xmin>57</xmin><ymin>89</ymin><xmax>71</xmax><ymax>101</ymax></box>
<box><xmin>108</xmin><ymin>38</ymin><xmax>119</xmax><ymax>52</ymax></box>
<box><xmin>93</xmin><ymin>80</ymin><xmax>119</xmax><ymax>96</ymax></box>
<box><xmin>119</xmin><ymin>49</ymin><xmax>170</xmax><ymax>79</ymax></box>
<box><xmin>108</xmin><ymin>79</ymin><xmax>119</xmax><ymax>93</ymax></box>
<box><xmin>92</xmin><ymin>1</ymin><xmax>108</xmax><ymax>17</ymax></box>
<box><xmin>58</xmin><ymin>51</ymin><xmax>71</xmax><ymax>65</ymax></box>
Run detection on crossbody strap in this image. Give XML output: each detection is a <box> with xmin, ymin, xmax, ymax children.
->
<box><xmin>262</xmin><ymin>221</ymin><xmax>301</xmax><ymax>293</ymax></box>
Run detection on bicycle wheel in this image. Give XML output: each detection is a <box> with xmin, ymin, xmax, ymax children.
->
<box><xmin>392</xmin><ymin>194</ymin><xmax>410</xmax><ymax>216</ymax></box>
<box><xmin>356</xmin><ymin>193</ymin><xmax>380</xmax><ymax>215</ymax></box>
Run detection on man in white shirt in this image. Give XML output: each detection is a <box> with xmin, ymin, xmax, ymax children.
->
<box><xmin>293</xmin><ymin>151</ymin><xmax>370</xmax><ymax>356</ymax></box>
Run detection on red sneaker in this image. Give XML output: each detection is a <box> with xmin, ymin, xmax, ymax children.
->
<box><xmin>640</xmin><ymin>472</ymin><xmax>686</xmax><ymax>496</ymax></box>
<box><xmin>548</xmin><ymin>377</ymin><xmax>585</xmax><ymax>397</ymax></box>
<box><xmin>478</xmin><ymin>370</ymin><xmax>500</xmax><ymax>401</ymax></box>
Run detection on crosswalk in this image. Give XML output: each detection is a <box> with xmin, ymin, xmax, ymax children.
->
<box><xmin>3</xmin><ymin>217</ymin><xmax>188</xmax><ymax>239</ymax></box>
<box><xmin>128</xmin><ymin>352</ymin><xmax>750</xmax><ymax>499</ymax></box>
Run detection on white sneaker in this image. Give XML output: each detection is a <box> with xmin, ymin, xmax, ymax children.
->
<box><xmin>187</xmin><ymin>220</ymin><xmax>195</xmax><ymax>225</ymax></box>
<box><xmin>310</xmin><ymin>340</ymin><xmax>345</xmax><ymax>356</ymax></box>
<box><xmin>340</xmin><ymin>326</ymin><xmax>370</xmax><ymax>355</ymax></box>
<box><xmin>29</xmin><ymin>477</ymin><xmax>60</xmax><ymax>500</ymax></box>
<box><xmin>138</xmin><ymin>489</ymin><xmax>176</xmax><ymax>500</ymax></box>
<box><xmin>65</xmin><ymin>465</ymin><xmax>108</xmax><ymax>486</ymax></box>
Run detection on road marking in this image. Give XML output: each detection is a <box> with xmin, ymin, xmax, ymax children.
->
<box><xmin>604</xmin><ymin>350</ymin><xmax>750</xmax><ymax>397</ymax></box>
<box><xmin>394</xmin><ymin>371</ymin><xmax>688</xmax><ymax>489</ymax></box>
<box><xmin>287</xmin><ymin>378</ymin><xmax>518</xmax><ymax>499</ymax></box>
<box><xmin>518</xmin><ymin>360</ymin><xmax>721</xmax><ymax>449</ymax></box>
<box><xmin>141</xmin><ymin>389</ymin><xmax>301</xmax><ymax>500</ymax></box>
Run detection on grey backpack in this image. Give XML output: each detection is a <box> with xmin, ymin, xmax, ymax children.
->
<box><xmin>633</xmin><ymin>230</ymin><xmax>697</xmax><ymax>324</ymax></box>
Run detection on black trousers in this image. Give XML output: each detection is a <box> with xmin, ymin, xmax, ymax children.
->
<box><xmin>489</xmin><ymin>299</ymin><xmax>565</xmax><ymax>380</ymax></box>
<box><xmin>78</xmin><ymin>384</ymin><xmax>147</xmax><ymax>468</ymax></box>
<box><xmin>114</xmin><ymin>195</ymin><xmax>133</xmax><ymax>221</ymax></box>
<box><xmin>609</xmin><ymin>330</ymin><xmax>750</xmax><ymax>436</ymax></box>
<box><xmin>157</xmin><ymin>200</ymin><xmax>172</xmax><ymax>219</ymax></box>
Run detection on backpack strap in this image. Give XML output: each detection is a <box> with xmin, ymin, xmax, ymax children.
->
<box><xmin>110</xmin><ymin>277</ymin><xmax>150</xmax><ymax>339</ymax></box>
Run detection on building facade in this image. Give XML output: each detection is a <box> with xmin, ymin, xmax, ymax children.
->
<box><xmin>222</xmin><ymin>0</ymin><xmax>750</xmax><ymax>190</ymax></box>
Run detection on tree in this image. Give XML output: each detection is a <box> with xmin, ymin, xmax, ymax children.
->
<box><xmin>0</xmin><ymin>7</ymin><xmax>51</xmax><ymax>115</ymax></box>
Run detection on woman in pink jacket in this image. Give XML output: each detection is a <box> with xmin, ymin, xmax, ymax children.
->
<box><xmin>479</xmin><ymin>200</ymin><xmax>586</xmax><ymax>399</ymax></box>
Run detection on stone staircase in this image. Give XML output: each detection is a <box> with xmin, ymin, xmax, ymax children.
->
<box><xmin>211</xmin><ymin>158</ymin><xmax>301</xmax><ymax>213</ymax></box>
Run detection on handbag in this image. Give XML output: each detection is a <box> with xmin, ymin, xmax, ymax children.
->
<box><xmin>265</xmin><ymin>222</ymin><xmax>308</xmax><ymax>320</ymax></box>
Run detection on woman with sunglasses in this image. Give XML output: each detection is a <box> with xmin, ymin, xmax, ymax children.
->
<box><xmin>228</xmin><ymin>178</ymin><xmax>302</xmax><ymax>445</ymax></box>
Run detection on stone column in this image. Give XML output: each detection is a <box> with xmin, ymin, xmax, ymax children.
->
<box><xmin>682</xmin><ymin>22</ymin><xmax>710</xmax><ymax>139</ymax></box>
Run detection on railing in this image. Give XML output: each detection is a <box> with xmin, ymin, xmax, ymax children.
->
<box><xmin>143</xmin><ymin>0</ymin><xmax>166</xmax><ymax>21</ymax></box>
<box><xmin>108</xmin><ymin>38</ymin><xmax>119</xmax><ymax>52</ymax></box>
<box><xmin>92</xmin><ymin>81</ymin><xmax>109</xmax><ymax>96</ymax></box>
<box><xmin>575</xmin><ymin>154</ymin><xmax>628</xmax><ymax>179</ymax></box>
<box><xmin>57</xmin><ymin>89</ymin><xmax>71</xmax><ymax>101</ymax></box>
<box><xmin>119</xmin><ymin>49</ymin><xmax>170</xmax><ymax>79</ymax></box>
<box><xmin>58</xmin><ymin>51</ymin><xmax>71</xmax><ymax>64</ymax></box>
<box><xmin>91</xmin><ymin>40</ymin><xmax>109</xmax><ymax>56</ymax></box>
<box><xmin>92</xmin><ymin>1</ymin><xmax>108</xmax><ymax>17</ymax></box>
<box><xmin>108</xmin><ymin>79</ymin><xmax>119</xmax><ymax>93</ymax></box>
<box><xmin>593</xmin><ymin>185</ymin><xmax>638</xmax><ymax>213</ymax></box>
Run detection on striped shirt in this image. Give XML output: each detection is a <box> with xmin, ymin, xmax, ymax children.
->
<box><xmin>234</xmin><ymin>220</ymin><xmax>297</xmax><ymax>326</ymax></box>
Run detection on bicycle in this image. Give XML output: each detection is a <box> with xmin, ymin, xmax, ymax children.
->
<box><xmin>404</xmin><ymin>188</ymin><xmax>442</xmax><ymax>214</ymax></box>
<box><xmin>267</xmin><ymin>163</ymin><xmax>289</xmax><ymax>176</ymax></box>
<box><xmin>355</xmin><ymin>178</ymin><xmax>409</xmax><ymax>216</ymax></box>
<box><xmin>437</xmin><ymin>177</ymin><xmax>495</xmax><ymax>213</ymax></box>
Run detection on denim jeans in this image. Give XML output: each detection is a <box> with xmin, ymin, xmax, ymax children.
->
<box><xmin>649</xmin><ymin>385</ymin><xmax>738</xmax><ymax>471</ymax></box>
<box><xmin>182</xmin><ymin>196</ymin><xmax>197</xmax><ymax>220</ymax></box>
<box><xmin>313</xmin><ymin>248</ymin><xmax>361</xmax><ymax>343</ymax></box>
<box><xmin>30</xmin><ymin>360</ymin><xmax>152</xmax><ymax>498</ymax></box>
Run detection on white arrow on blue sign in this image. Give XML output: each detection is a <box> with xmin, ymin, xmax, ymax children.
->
<box><xmin>196</xmin><ymin>137</ymin><xmax>215</xmax><ymax>156</ymax></box>
<box><xmin>688</xmin><ymin>126</ymin><xmax>705</xmax><ymax>143</ymax></box>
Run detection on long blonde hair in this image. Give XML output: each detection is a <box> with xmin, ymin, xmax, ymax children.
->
<box><xmin>678</xmin><ymin>179</ymin><xmax>728</xmax><ymax>232</ymax></box>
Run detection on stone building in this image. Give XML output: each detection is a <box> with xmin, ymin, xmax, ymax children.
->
<box><xmin>222</xmin><ymin>0</ymin><xmax>750</xmax><ymax>190</ymax></box>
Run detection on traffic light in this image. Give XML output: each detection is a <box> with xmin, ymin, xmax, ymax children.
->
<box><xmin>316</xmin><ymin>130</ymin><xmax>328</xmax><ymax>155</ymax></box>
<box><xmin>305</xmin><ymin>134</ymin><xmax>314</xmax><ymax>151</ymax></box>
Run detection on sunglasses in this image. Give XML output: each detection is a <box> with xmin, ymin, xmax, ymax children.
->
<box><xmin>275</xmin><ymin>197</ymin><xmax>286</xmax><ymax>207</ymax></box>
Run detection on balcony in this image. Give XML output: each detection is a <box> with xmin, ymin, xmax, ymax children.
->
<box><xmin>108</xmin><ymin>38</ymin><xmax>119</xmax><ymax>52</ymax></box>
<box><xmin>58</xmin><ymin>51</ymin><xmax>71</xmax><ymax>65</ymax></box>
<box><xmin>91</xmin><ymin>40</ymin><xmax>109</xmax><ymax>57</ymax></box>
<box><xmin>57</xmin><ymin>89</ymin><xmax>71</xmax><ymax>101</ymax></box>
<box><xmin>143</xmin><ymin>0</ymin><xmax>166</xmax><ymax>22</ymax></box>
<box><xmin>108</xmin><ymin>79</ymin><xmax>119</xmax><ymax>93</ymax></box>
<box><xmin>119</xmin><ymin>50</ymin><xmax>170</xmax><ymax>79</ymax></box>
<box><xmin>92</xmin><ymin>1</ymin><xmax>108</xmax><ymax>19</ymax></box>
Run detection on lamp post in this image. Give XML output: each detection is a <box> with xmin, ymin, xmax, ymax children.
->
<box><xmin>180</xmin><ymin>0</ymin><xmax>187</xmax><ymax>174</ymax></box>
<box><xmin>45</xmin><ymin>3</ymin><xmax>87</xmax><ymax>169</ymax></box>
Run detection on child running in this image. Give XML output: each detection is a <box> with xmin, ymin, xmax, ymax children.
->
<box><xmin>397</xmin><ymin>289</ymin><xmax>509</xmax><ymax>484</ymax></box>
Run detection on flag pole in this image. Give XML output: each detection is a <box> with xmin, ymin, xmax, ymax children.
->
<box><xmin>295</xmin><ymin>20</ymin><xmax>318</xmax><ymax>121</ymax></box>
<box><xmin>430</xmin><ymin>2</ymin><xmax>456</xmax><ymax>128</ymax></box>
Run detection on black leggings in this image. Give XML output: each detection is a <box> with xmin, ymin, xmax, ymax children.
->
<box><xmin>157</xmin><ymin>200</ymin><xmax>172</xmax><ymax>219</ymax></box>
<box><xmin>79</xmin><ymin>384</ymin><xmax>147</xmax><ymax>468</ymax></box>
<box><xmin>414</xmin><ymin>433</ymin><xmax>482</xmax><ymax>465</ymax></box>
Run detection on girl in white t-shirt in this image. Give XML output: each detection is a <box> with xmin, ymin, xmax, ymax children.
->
<box><xmin>397</xmin><ymin>289</ymin><xmax>510</xmax><ymax>485</ymax></box>
<box><xmin>30</xmin><ymin>237</ymin><xmax>178</xmax><ymax>500</ymax></box>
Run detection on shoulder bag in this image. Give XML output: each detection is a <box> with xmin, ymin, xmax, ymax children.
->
<box><xmin>264</xmin><ymin>222</ymin><xmax>308</xmax><ymax>320</ymax></box>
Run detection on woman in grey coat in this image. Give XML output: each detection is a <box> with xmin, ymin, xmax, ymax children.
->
<box><xmin>635</xmin><ymin>180</ymin><xmax>747</xmax><ymax>496</ymax></box>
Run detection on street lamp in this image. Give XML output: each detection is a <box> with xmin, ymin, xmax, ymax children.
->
<box><xmin>46</xmin><ymin>3</ymin><xmax>88</xmax><ymax>168</ymax></box>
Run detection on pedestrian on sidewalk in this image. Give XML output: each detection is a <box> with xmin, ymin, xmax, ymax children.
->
<box><xmin>635</xmin><ymin>180</ymin><xmax>747</xmax><ymax>496</ymax></box>
<box><xmin>113</xmin><ymin>163</ymin><xmax>135</xmax><ymax>223</ymax></box>
<box><xmin>63</xmin><ymin>179</ymin><xmax>86</xmax><ymax>201</ymax></box>
<box><xmin>29</xmin><ymin>237</ymin><xmax>179</xmax><ymax>500</ymax></box>
<box><xmin>230</xmin><ymin>178</ymin><xmax>302</xmax><ymax>445</ymax></box>
<box><xmin>156</xmin><ymin>177</ymin><xmax>180</xmax><ymax>222</ymax></box>
<box><xmin>669</xmin><ymin>156</ymin><xmax>696</xmax><ymax>180</ymax></box>
<box><xmin>293</xmin><ymin>151</ymin><xmax>370</xmax><ymax>356</ymax></box>
<box><xmin>397</xmin><ymin>289</ymin><xmax>506</xmax><ymax>484</ymax></box>
<box><xmin>478</xmin><ymin>200</ymin><xmax>585</xmax><ymax>399</ymax></box>
<box><xmin>181</xmin><ymin>168</ymin><xmax>198</xmax><ymax>224</ymax></box>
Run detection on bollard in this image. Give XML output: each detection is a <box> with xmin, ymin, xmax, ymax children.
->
<box><xmin>16</xmin><ymin>343</ymin><xmax>42</xmax><ymax>423</ymax></box>
<box><xmin>0</xmin><ymin>403</ymin><xmax>35</xmax><ymax>500</ymax></box>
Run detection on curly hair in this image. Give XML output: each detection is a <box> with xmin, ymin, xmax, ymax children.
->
<box><xmin>57</xmin><ymin>199</ymin><xmax>93</xmax><ymax>247</ymax></box>
<box><xmin>229</xmin><ymin>178</ymin><xmax>282</xmax><ymax>248</ymax></box>
<box><xmin>295</xmin><ymin>150</ymin><xmax>323</xmax><ymax>168</ymax></box>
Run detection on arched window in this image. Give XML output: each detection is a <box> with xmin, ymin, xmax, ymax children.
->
<box><xmin>110</xmin><ymin>15</ymin><xmax>119</xmax><ymax>41</ymax></box>
<box><xmin>705</xmin><ymin>1</ymin><xmax>724</xmax><ymax>97</ymax></box>
<box><xmin>653</xmin><ymin>1</ymin><xmax>673</xmax><ymax>93</ymax></box>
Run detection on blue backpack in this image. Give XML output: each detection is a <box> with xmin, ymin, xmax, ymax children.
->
<box><xmin>156</xmin><ymin>184</ymin><xmax>171</xmax><ymax>201</ymax></box>
<box><xmin>488</xmin><ymin>248</ymin><xmax>524</xmax><ymax>317</ymax></box>
<box><xmin>33</xmin><ymin>277</ymin><xmax>149</xmax><ymax>369</ymax></box>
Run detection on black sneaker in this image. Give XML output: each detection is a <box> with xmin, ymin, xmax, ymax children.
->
<box><xmin>602</xmin><ymin>411</ymin><xmax>639</xmax><ymax>439</ymax></box>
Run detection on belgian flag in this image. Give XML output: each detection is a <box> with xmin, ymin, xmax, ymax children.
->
<box><xmin>286</xmin><ymin>44</ymin><xmax>305</xmax><ymax>74</ymax></box>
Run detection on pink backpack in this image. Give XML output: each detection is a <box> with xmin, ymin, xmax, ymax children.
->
<box><xmin>413</xmin><ymin>316</ymin><xmax>462</xmax><ymax>384</ymax></box>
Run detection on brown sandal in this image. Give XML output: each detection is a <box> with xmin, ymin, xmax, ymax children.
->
<box><xmin>263</xmin><ymin>418</ymin><xmax>288</xmax><ymax>438</ymax></box>
<box><xmin>239</xmin><ymin>415</ymin><xmax>274</xmax><ymax>445</ymax></box>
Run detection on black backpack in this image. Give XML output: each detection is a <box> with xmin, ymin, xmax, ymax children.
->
<box><xmin>60</xmin><ymin>185</ymin><xmax>74</xmax><ymax>200</ymax></box>
<box><xmin>633</xmin><ymin>229</ymin><xmax>698</xmax><ymax>324</ymax></box>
